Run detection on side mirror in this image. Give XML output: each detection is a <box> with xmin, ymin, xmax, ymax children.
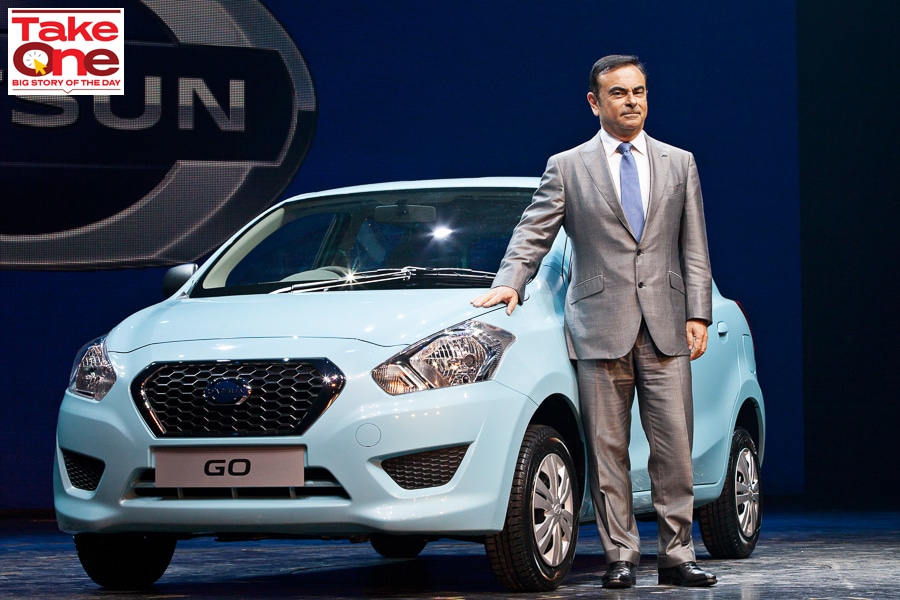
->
<box><xmin>162</xmin><ymin>263</ymin><xmax>198</xmax><ymax>297</ymax></box>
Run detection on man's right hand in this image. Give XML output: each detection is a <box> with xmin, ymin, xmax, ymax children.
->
<box><xmin>470</xmin><ymin>286</ymin><xmax>520</xmax><ymax>315</ymax></box>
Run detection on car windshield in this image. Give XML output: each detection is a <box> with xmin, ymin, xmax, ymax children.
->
<box><xmin>192</xmin><ymin>186</ymin><xmax>534</xmax><ymax>297</ymax></box>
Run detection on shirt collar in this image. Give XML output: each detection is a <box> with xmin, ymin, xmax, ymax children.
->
<box><xmin>600</xmin><ymin>128</ymin><xmax>648</xmax><ymax>157</ymax></box>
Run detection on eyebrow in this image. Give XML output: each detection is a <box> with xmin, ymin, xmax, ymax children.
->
<box><xmin>608</xmin><ymin>85</ymin><xmax>646</xmax><ymax>92</ymax></box>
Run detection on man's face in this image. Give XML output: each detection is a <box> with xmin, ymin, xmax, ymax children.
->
<box><xmin>587</xmin><ymin>64</ymin><xmax>648</xmax><ymax>141</ymax></box>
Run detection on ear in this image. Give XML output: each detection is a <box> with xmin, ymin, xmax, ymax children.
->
<box><xmin>587</xmin><ymin>91</ymin><xmax>601</xmax><ymax>116</ymax></box>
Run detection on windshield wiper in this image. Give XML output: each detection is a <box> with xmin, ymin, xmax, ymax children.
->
<box><xmin>269</xmin><ymin>267</ymin><xmax>495</xmax><ymax>294</ymax></box>
<box><xmin>270</xmin><ymin>267</ymin><xmax>421</xmax><ymax>294</ymax></box>
<box><xmin>409</xmin><ymin>267</ymin><xmax>496</xmax><ymax>281</ymax></box>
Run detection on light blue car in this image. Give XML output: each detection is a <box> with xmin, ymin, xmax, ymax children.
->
<box><xmin>55</xmin><ymin>178</ymin><xmax>765</xmax><ymax>592</ymax></box>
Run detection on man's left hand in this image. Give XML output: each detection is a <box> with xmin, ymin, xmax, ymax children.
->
<box><xmin>686</xmin><ymin>319</ymin><xmax>709</xmax><ymax>361</ymax></box>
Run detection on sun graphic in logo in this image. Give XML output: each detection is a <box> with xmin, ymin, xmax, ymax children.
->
<box><xmin>22</xmin><ymin>48</ymin><xmax>50</xmax><ymax>75</ymax></box>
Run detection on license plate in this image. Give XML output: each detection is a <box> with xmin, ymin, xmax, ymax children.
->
<box><xmin>155</xmin><ymin>447</ymin><xmax>304</xmax><ymax>488</ymax></box>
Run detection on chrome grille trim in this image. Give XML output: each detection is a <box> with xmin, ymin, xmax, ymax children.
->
<box><xmin>131</xmin><ymin>359</ymin><xmax>345</xmax><ymax>437</ymax></box>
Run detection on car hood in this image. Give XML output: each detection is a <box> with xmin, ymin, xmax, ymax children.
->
<box><xmin>107</xmin><ymin>289</ymin><xmax>499</xmax><ymax>352</ymax></box>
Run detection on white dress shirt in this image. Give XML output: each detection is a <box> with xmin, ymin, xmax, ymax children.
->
<box><xmin>600</xmin><ymin>128</ymin><xmax>651</xmax><ymax>218</ymax></box>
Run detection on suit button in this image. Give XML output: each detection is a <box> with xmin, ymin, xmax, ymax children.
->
<box><xmin>636</xmin><ymin>249</ymin><xmax>643</xmax><ymax>256</ymax></box>
<box><xmin>638</xmin><ymin>282</ymin><xmax>645</xmax><ymax>288</ymax></box>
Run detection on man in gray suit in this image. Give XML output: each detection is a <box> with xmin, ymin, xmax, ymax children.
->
<box><xmin>472</xmin><ymin>55</ymin><xmax>717</xmax><ymax>588</ymax></box>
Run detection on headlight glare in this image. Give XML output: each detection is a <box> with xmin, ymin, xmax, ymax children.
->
<box><xmin>373</xmin><ymin>321</ymin><xmax>515</xmax><ymax>395</ymax></box>
<box><xmin>68</xmin><ymin>336</ymin><xmax>116</xmax><ymax>400</ymax></box>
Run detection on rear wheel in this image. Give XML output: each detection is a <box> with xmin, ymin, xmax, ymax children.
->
<box><xmin>485</xmin><ymin>424</ymin><xmax>579</xmax><ymax>592</ymax></box>
<box><xmin>74</xmin><ymin>533</ymin><xmax>176</xmax><ymax>589</ymax></box>
<box><xmin>370</xmin><ymin>534</ymin><xmax>428</xmax><ymax>558</ymax></box>
<box><xmin>697</xmin><ymin>427</ymin><xmax>762</xmax><ymax>558</ymax></box>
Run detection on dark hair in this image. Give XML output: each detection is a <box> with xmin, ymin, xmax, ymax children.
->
<box><xmin>589</xmin><ymin>55</ymin><xmax>646</xmax><ymax>96</ymax></box>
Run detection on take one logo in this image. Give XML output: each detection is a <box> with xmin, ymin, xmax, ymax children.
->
<box><xmin>7</xmin><ymin>7</ymin><xmax>125</xmax><ymax>95</ymax></box>
<box><xmin>0</xmin><ymin>0</ymin><xmax>317</xmax><ymax>269</ymax></box>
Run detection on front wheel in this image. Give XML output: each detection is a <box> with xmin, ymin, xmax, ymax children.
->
<box><xmin>485</xmin><ymin>424</ymin><xmax>579</xmax><ymax>592</ymax></box>
<box><xmin>74</xmin><ymin>533</ymin><xmax>176</xmax><ymax>589</ymax></box>
<box><xmin>697</xmin><ymin>427</ymin><xmax>762</xmax><ymax>558</ymax></box>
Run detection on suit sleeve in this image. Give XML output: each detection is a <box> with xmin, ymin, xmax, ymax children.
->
<box><xmin>680</xmin><ymin>153</ymin><xmax>713</xmax><ymax>325</ymax></box>
<box><xmin>492</xmin><ymin>156</ymin><xmax>567</xmax><ymax>301</ymax></box>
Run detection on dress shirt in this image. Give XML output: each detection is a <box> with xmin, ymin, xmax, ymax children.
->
<box><xmin>600</xmin><ymin>128</ymin><xmax>651</xmax><ymax>218</ymax></box>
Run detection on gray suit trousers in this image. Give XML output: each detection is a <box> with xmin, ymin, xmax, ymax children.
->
<box><xmin>577</xmin><ymin>322</ymin><xmax>697</xmax><ymax>568</ymax></box>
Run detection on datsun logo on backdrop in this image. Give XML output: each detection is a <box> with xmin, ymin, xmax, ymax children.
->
<box><xmin>7</xmin><ymin>7</ymin><xmax>125</xmax><ymax>95</ymax></box>
<box><xmin>0</xmin><ymin>0</ymin><xmax>316</xmax><ymax>269</ymax></box>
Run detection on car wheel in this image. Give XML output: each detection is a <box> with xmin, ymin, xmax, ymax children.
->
<box><xmin>485</xmin><ymin>424</ymin><xmax>579</xmax><ymax>592</ymax></box>
<box><xmin>370</xmin><ymin>534</ymin><xmax>428</xmax><ymax>558</ymax></box>
<box><xmin>697</xmin><ymin>427</ymin><xmax>762</xmax><ymax>558</ymax></box>
<box><xmin>74</xmin><ymin>533</ymin><xmax>176</xmax><ymax>589</ymax></box>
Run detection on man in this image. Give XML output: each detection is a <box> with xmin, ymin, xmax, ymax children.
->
<box><xmin>471</xmin><ymin>55</ymin><xmax>717</xmax><ymax>589</ymax></box>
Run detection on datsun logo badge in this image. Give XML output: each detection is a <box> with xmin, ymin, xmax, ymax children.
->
<box><xmin>205</xmin><ymin>378</ymin><xmax>251</xmax><ymax>406</ymax></box>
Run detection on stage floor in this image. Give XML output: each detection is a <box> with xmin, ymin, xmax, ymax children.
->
<box><xmin>1</xmin><ymin>506</ymin><xmax>898</xmax><ymax>599</ymax></box>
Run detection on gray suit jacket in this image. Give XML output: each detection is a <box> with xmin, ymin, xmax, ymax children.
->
<box><xmin>493</xmin><ymin>131</ymin><xmax>712</xmax><ymax>360</ymax></box>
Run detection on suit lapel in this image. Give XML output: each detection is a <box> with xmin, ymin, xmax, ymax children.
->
<box><xmin>645</xmin><ymin>134</ymin><xmax>670</xmax><ymax>232</ymax></box>
<box><xmin>578</xmin><ymin>132</ymin><xmax>633</xmax><ymax>235</ymax></box>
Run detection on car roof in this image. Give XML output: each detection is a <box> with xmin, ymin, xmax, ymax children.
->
<box><xmin>285</xmin><ymin>177</ymin><xmax>542</xmax><ymax>201</ymax></box>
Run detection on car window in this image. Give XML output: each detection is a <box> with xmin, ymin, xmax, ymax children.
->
<box><xmin>349</xmin><ymin>218</ymin><xmax>406</xmax><ymax>271</ymax></box>
<box><xmin>193</xmin><ymin>187</ymin><xmax>534</xmax><ymax>296</ymax></box>
<box><xmin>226</xmin><ymin>212</ymin><xmax>336</xmax><ymax>286</ymax></box>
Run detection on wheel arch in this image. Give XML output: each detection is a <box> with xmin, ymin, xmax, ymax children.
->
<box><xmin>734</xmin><ymin>396</ymin><xmax>765</xmax><ymax>464</ymax></box>
<box><xmin>529</xmin><ymin>394</ymin><xmax>585</xmax><ymax>503</ymax></box>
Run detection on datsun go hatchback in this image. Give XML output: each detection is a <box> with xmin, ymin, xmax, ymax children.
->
<box><xmin>55</xmin><ymin>178</ymin><xmax>765</xmax><ymax>592</ymax></box>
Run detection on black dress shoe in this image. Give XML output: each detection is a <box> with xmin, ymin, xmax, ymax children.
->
<box><xmin>601</xmin><ymin>561</ymin><xmax>637</xmax><ymax>589</ymax></box>
<box><xmin>658</xmin><ymin>561</ymin><xmax>717</xmax><ymax>586</ymax></box>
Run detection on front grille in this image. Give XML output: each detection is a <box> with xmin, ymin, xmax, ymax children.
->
<box><xmin>382</xmin><ymin>444</ymin><xmax>470</xmax><ymax>490</ymax></box>
<box><xmin>62</xmin><ymin>449</ymin><xmax>105</xmax><ymax>491</ymax></box>
<box><xmin>132</xmin><ymin>359</ymin><xmax>345</xmax><ymax>437</ymax></box>
<box><xmin>128</xmin><ymin>467</ymin><xmax>349</xmax><ymax>500</ymax></box>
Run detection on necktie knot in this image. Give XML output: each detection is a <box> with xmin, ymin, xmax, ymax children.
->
<box><xmin>617</xmin><ymin>142</ymin><xmax>633</xmax><ymax>155</ymax></box>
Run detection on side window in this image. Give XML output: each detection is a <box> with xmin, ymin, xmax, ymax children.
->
<box><xmin>227</xmin><ymin>213</ymin><xmax>336</xmax><ymax>286</ymax></box>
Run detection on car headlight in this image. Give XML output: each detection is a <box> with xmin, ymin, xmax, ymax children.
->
<box><xmin>68</xmin><ymin>336</ymin><xmax>116</xmax><ymax>400</ymax></box>
<box><xmin>372</xmin><ymin>320</ymin><xmax>515</xmax><ymax>395</ymax></box>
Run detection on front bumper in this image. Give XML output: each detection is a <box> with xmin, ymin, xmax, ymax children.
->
<box><xmin>54</xmin><ymin>337</ymin><xmax>537</xmax><ymax>537</ymax></box>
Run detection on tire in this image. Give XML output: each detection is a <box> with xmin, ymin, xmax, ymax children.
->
<box><xmin>74</xmin><ymin>533</ymin><xmax>176</xmax><ymax>589</ymax></box>
<box><xmin>485</xmin><ymin>424</ymin><xmax>579</xmax><ymax>592</ymax></box>
<box><xmin>697</xmin><ymin>427</ymin><xmax>762</xmax><ymax>558</ymax></box>
<box><xmin>370</xmin><ymin>534</ymin><xmax>428</xmax><ymax>558</ymax></box>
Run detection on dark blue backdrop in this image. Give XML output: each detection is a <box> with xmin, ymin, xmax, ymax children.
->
<box><xmin>0</xmin><ymin>0</ymin><xmax>801</xmax><ymax>509</ymax></box>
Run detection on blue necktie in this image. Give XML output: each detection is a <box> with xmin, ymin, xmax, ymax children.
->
<box><xmin>617</xmin><ymin>142</ymin><xmax>644</xmax><ymax>241</ymax></box>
